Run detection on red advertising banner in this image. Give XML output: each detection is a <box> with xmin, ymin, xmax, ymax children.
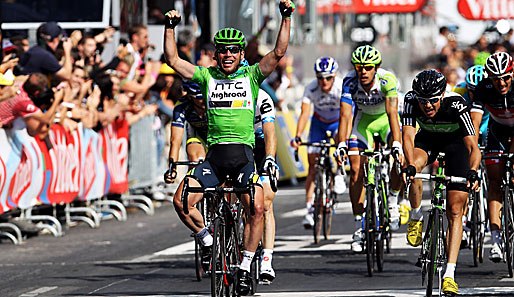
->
<box><xmin>458</xmin><ymin>0</ymin><xmax>514</xmax><ymax>20</ymax></box>
<box><xmin>298</xmin><ymin>0</ymin><xmax>427</xmax><ymax>14</ymax></box>
<box><xmin>100</xmin><ymin>119</ymin><xmax>129</xmax><ymax>194</ymax></box>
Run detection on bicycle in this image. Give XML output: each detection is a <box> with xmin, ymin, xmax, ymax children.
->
<box><xmin>181</xmin><ymin>176</ymin><xmax>255</xmax><ymax>297</ymax></box>
<box><xmin>410</xmin><ymin>153</ymin><xmax>467</xmax><ymax>297</ymax></box>
<box><xmin>295</xmin><ymin>137</ymin><xmax>337</xmax><ymax>244</ymax></box>
<box><xmin>483</xmin><ymin>153</ymin><xmax>514</xmax><ymax>277</ymax></box>
<box><xmin>348</xmin><ymin>133</ymin><xmax>393</xmax><ymax>277</ymax></box>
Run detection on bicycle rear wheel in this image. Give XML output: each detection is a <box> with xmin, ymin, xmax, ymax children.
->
<box><xmin>313</xmin><ymin>173</ymin><xmax>324</xmax><ymax>244</ymax></box>
<box><xmin>503</xmin><ymin>187</ymin><xmax>514</xmax><ymax>277</ymax></box>
<box><xmin>323</xmin><ymin>170</ymin><xmax>334</xmax><ymax>240</ymax></box>
<box><xmin>225</xmin><ymin>218</ymin><xmax>241</xmax><ymax>297</ymax></box>
<box><xmin>365</xmin><ymin>185</ymin><xmax>376</xmax><ymax>277</ymax></box>
<box><xmin>211</xmin><ymin>218</ymin><xmax>227</xmax><ymax>297</ymax></box>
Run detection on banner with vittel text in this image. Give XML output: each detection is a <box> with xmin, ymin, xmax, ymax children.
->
<box><xmin>0</xmin><ymin>120</ymin><xmax>129</xmax><ymax>215</ymax></box>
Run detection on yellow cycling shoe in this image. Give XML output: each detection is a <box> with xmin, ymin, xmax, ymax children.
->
<box><xmin>406</xmin><ymin>219</ymin><xmax>423</xmax><ymax>247</ymax></box>
<box><xmin>399</xmin><ymin>203</ymin><xmax>410</xmax><ymax>225</ymax></box>
<box><xmin>442</xmin><ymin>277</ymin><xmax>458</xmax><ymax>296</ymax></box>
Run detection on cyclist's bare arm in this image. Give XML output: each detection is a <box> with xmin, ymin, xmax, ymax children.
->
<box><xmin>263</xmin><ymin>121</ymin><xmax>277</xmax><ymax>158</ymax></box>
<box><xmin>385</xmin><ymin>96</ymin><xmax>401</xmax><ymax>143</ymax></box>
<box><xmin>470</xmin><ymin>111</ymin><xmax>483</xmax><ymax>145</ymax></box>
<box><xmin>258</xmin><ymin>0</ymin><xmax>292</xmax><ymax>76</ymax></box>
<box><xmin>464</xmin><ymin>135</ymin><xmax>481</xmax><ymax>172</ymax></box>
<box><xmin>169</xmin><ymin>125</ymin><xmax>185</xmax><ymax>163</ymax></box>
<box><xmin>163</xmin><ymin>10</ymin><xmax>195</xmax><ymax>80</ymax></box>
<box><xmin>292</xmin><ymin>102</ymin><xmax>311</xmax><ymax>149</ymax></box>
<box><xmin>337</xmin><ymin>102</ymin><xmax>353</xmax><ymax>144</ymax></box>
<box><xmin>402</xmin><ymin>125</ymin><xmax>417</xmax><ymax>167</ymax></box>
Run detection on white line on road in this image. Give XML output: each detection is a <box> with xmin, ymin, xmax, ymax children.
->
<box><xmin>19</xmin><ymin>286</ymin><xmax>58</xmax><ymax>297</ymax></box>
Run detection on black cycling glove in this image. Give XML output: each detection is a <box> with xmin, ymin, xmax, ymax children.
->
<box><xmin>402</xmin><ymin>165</ymin><xmax>416</xmax><ymax>178</ymax></box>
<box><xmin>279</xmin><ymin>0</ymin><xmax>295</xmax><ymax>18</ymax></box>
<box><xmin>466</xmin><ymin>169</ymin><xmax>479</xmax><ymax>185</ymax></box>
<box><xmin>165</xmin><ymin>11</ymin><xmax>181</xmax><ymax>29</ymax></box>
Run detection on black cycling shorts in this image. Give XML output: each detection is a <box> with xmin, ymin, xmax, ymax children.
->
<box><xmin>189</xmin><ymin>143</ymin><xmax>261</xmax><ymax>188</ymax></box>
<box><xmin>253</xmin><ymin>137</ymin><xmax>266</xmax><ymax>175</ymax></box>
<box><xmin>484</xmin><ymin>121</ymin><xmax>514</xmax><ymax>165</ymax></box>
<box><xmin>414</xmin><ymin>131</ymin><xmax>469</xmax><ymax>192</ymax></box>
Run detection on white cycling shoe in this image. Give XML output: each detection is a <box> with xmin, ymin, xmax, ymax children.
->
<box><xmin>303</xmin><ymin>213</ymin><xmax>314</xmax><ymax>229</ymax></box>
<box><xmin>351</xmin><ymin>228</ymin><xmax>364</xmax><ymax>253</ymax></box>
<box><xmin>389</xmin><ymin>205</ymin><xmax>400</xmax><ymax>231</ymax></box>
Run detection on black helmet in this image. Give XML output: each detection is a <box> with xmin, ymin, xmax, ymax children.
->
<box><xmin>412</xmin><ymin>69</ymin><xmax>447</xmax><ymax>97</ymax></box>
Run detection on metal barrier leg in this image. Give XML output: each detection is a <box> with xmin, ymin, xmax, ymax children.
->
<box><xmin>122</xmin><ymin>194</ymin><xmax>155</xmax><ymax>215</ymax></box>
<box><xmin>24</xmin><ymin>208</ymin><xmax>63</xmax><ymax>237</ymax></box>
<box><xmin>65</xmin><ymin>204</ymin><xmax>101</xmax><ymax>228</ymax></box>
<box><xmin>94</xmin><ymin>200</ymin><xmax>127</xmax><ymax>221</ymax></box>
<box><xmin>0</xmin><ymin>223</ymin><xmax>23</xmax><ymax>244</ymax></box>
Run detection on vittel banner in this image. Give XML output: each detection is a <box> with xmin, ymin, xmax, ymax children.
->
<box><xmin>458</xmin><ymin>0</ymin><xmax>514</xmax><ymax>20</ymax></box>
<box><xmin>297</xmin><ymin>0</ymin><xmax>427</xmax><ymax>14</ymax></box>
<box><xmin>0</xmin><ymin>120</ymin><xmax>129</xmax><ymax>215</ymax></box>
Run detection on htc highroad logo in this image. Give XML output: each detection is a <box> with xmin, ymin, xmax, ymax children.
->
<box><xmin>210</xmin><ymin>81</ymin><xmax>247</xmax><ymax>100</ymax></box>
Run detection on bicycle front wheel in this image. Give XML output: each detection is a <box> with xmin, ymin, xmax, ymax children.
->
<box><xmin>376</xmin><ymin>180</ymin><xmax>387</xmax><ymax>272</ymax></box>
<box><xmin>313</xmin><ymin>173</ymin><xmax>324</xmax><ymax>244</ymax></box>
<box><xmin>426</xmin><ymin>210</ymin><xmax>441</xmax><ymax>297</ymax></box>
<box><xmin>211</xmin><ymin>218</ymin><xmax>227</xmax><ymax>297</ymax></box>
<box><xmin>470</xmin><ymin>191</ymin><xmax>480</xmax><ymax>267</ymax></box>
<box><xmin>503</xmin><ymin>187</ymin><xmax>514</xmax><ymax>277</ymax></box>
<box><xmin>365</xmin><ymin>185</ymin><xmax>376</xmax><ymax>277</ymax></box>
<box><xmin>323</xmin><ymin>170</ymin><xmax>334</xmax><ymax>240</ymax></box>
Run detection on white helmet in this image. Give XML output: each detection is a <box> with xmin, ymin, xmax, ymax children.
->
<box><xmin>314</xmin><ymin>57</ymin><xmax>339</xmax><ymax>76</ymax></box>
<box><xmin>485</xmin><ymin>52</ymin><xmax>513</xmax><ymax>76</ymax></box>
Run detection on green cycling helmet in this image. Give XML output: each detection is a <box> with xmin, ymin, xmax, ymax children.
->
<box><xmin>474</xmin><ymin>51</ymin><xmax>490</xmax><ymax>66</ymax></box>
<box><xmin>351</xmin><ymin>45</ymin><xmax>382</xmax><ymax>65</ymax></box>
<box><xmin>213</xmin><ymin>28</ymin><xmax>246</xmax><ymax>49</ymax></box>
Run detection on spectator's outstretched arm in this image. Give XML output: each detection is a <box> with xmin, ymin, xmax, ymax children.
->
<box><xmin>163</xmin><ymin>10</ymin><xmax>195</xmax><ymax>80</ymax></box>
<box><xmin>30</xmin><ymin>88</ymin><xmax>65</xmax><ymax>125</ymax></box>
<box><xmin>55</xmin><ymin>38</ymin><xmax>73</xmax><ymax>81</ymax></box>
<box><xmin>258</xmin><ymin>0</ymin><xmax>294</xmax><ymax>76</ymax></box>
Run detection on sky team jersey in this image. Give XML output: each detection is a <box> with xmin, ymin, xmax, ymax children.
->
<box><xmin>192</xmin><ymin>64</ymin><xmax>267</xmax><ymax>148</ymax></box>
<box><xmin>452</xmin><ymin>82</ymin><xmax>490</xmax><ymax>136</ymax></box>
<box><xmin>341</xmin><ymin>68</ymin><xmax>398</xmax><ymax>115</ymax></box>
<box><xmin>402</xmin><ymin>90</ymin><xmax>475</xmax><ymax>138</ymax></box>
<box><xmin>171</xmin><ymin>98</ymin><xmax>208</xmax><ymax>142</ymax></box>
<box><xmin>302</xmin><ymin>76</ymin><xmax>343</xmax><ymax>122</ymax></box>
<box><xmin>254</xmin><ymin>89</ymin><xmax>275</xmax><ymax>140</ymax></box>
<box><xmin>472</xmin><ymin>77</ymin><xmax>514</xmax><ymax>127</ymax></box>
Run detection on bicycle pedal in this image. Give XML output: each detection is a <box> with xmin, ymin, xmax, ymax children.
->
<box><xmin>259</xmin><ymin>280</ymin><xmax>272</xmax><ymax>285</ymax></box>
<box><xmin>415</xmin><ymin>258</ymin><xmax>422</xmax><ymax>268</ymax></box>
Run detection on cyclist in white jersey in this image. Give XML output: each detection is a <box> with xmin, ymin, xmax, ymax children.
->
<box><xmin>291</xmin><ymin>57</ymin><xmax>345</xmax><ymax>228</ymax></box>
<box><xmin>336</xmin><ymin>45</ymin><xmax>403</xmax><ymax>253</ymax></box>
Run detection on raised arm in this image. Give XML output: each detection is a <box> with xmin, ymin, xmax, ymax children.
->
<box><xmin>163</xmin><ymin>10</ymin><xmax>196</xmax><ymax>80</ymax></box>
<box><xmin>258</xmin><ymin>0</ymin><xmax>294</xmax><ymax>76</ymax></box>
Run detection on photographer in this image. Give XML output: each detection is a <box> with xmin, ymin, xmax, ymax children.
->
<box><xmin>18</xmin><ymin>22</ymin><xmax>72</xmax><ymax>82</ymax></box>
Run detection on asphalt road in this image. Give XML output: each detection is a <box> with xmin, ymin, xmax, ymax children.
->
<box><xmin>1</xmin><ymin>183</ymin><xmax>514</xmax><ymax>297</ymax></box>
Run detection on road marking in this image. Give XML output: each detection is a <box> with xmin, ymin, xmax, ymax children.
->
<box><xmin>87</xmin><ymin>279</ymin><xmax>129</xmax><ymax>295</ymax></box>
<box><xmin>19</xmin><ymin>287</ymin><xmax>58</xmax><ymax>297</ymax></box>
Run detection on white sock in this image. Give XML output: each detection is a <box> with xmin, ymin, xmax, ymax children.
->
<box><xmin>354</xmin><ymin>215</ymin><xmax>363</xmax><ymax>229</ymax></box>
<box><xmin>411</xmin><ymin>206</ymin><xmax>423</xmax><ymax>221</ymax></box>
<box><xmin>443</xmin><ymin>263</ymin><xmax>456</xmax><ymax>280</ymax></box>
<box><xmin>492</xmin><ymin>230</ymin><xmax>501</xmax><ymax>245</ymax></box>
<box><xmin>261</xmin><ymin>249</ymin><xmax>273</xmax><ymax>269</ymax></box>
<box><xmin>197</xmin><ymin>228</ymin><xmax>213</xmax><ymax>246</ymax></box>
<box><xmin>388</xmin><ymin>189</ymin><xmax>400</xmax><ymax>206</ymax></box>
<box><xmin>306</xmin><ymin>202</ymin><xmax>313</xmax><ymax>213</ymax></box>
<box><xmin>240</xmin><ymin>250</ymin><xmax>255</xmax><ymax>272</ymax></box>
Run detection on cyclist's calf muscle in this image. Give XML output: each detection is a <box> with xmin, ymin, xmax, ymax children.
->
<box><xmin>173</xmin><ymin>177</ymin><xmax>205</xmax><ymax>233</ymax></box>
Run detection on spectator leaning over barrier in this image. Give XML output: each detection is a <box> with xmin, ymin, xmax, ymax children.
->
<box><xmin>126</xmin><ymin>24</ymin><xmax>149</xmax><ymax>81</ymax></box>
<box><xmin>0</xmin><ymin>73</ymin><xmax>64</xmax><ymax>137</ymax></box>
<box><xmin>18</xmin><ymin>22</ymin><xmax>73</xmax><ymax>82</ymax></box>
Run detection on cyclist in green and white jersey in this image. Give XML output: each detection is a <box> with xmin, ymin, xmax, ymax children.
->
<box><xmin>163</xmin><ymin>2</ymin><xmax>293</xmax><ymax>294</ymax></box>
<box><xmin>336</xmin><ymin>45</ymin><xmax>403</xmax><ymax>253</ymax></box>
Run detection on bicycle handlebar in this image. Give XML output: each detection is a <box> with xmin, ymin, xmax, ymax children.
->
<box><xmin>482</xmin><ymin>153</ymin><xmax>514</xmax><ymax>160</ymax></box>
<box><xmin>412</xmin><ymin>173</ymin><xmax>467</xmax><ymax>184</ymax></box>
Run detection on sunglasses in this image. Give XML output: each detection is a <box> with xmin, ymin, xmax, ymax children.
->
<box><xmin>491</xmin><ymin>74</ymin><xmax>512</xmax><ymax>83</ymax></box>
<box><xmin>417</xmin><ymin>94</ymin><xmax>442</xmax><ymax>105</ymax></box>
<box><xmin>216</xmin><ymin>46</ymin><xmax>241</xmax><ymax>54</ymax></box>
<box><xmin>354</xmin><ymin>64</ymin><xmax>375</xmax><ymax>72</ymax></box>
<box><xmin>317</xmin><ymin>76</ymin><xmax>334</xmax><ymax>81</ymax></box>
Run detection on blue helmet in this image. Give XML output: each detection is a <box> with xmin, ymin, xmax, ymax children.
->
<box><xmin>466</xmin><ymin>65</ymin><xmax>487</xmax><ymax>91</ymax></box>
<box><xmin>314</xmin><ymin>57</ymin><xmax>338</xmax><ymax>76</ymax></box>
<box><xmin>182</xmin><ymin>81</ymin><xmax>202</xmax><ymax>99</ymax></box>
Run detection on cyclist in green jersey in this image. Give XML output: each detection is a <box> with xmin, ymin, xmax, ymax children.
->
<box><xmin>163</xmin><ymin>2</ymin><xmax>293</xmax><ymax>295</ymax></box>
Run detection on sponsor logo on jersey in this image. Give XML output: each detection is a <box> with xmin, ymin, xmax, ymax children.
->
<box><xmin>451</xmin><ymin>101</ymin><xmax>467</xmax><ymax>112</ymax></box>
<box><xmin>203</xmin><ymin>168</ymin><xmax>211</xmax><ymax>175</ymax></box>
<box><xmin>208</xmin><ymin>78</ymin><xmax>253</xmax><ymax>109</ymax></box>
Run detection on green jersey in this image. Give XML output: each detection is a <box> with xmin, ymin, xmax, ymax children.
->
<box><xmin>191</xmin><ymin>64</ymin><xmax>267</xmax><ymax>148</ymax></box>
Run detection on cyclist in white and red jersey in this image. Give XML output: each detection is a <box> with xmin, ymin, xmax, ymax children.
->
<box><xmin>291</xmin><ymin>57</ymin><xmax>344</xmax><ymax>228</ymax></box>
<box><xmin>471</xmin><ymin>52</ymin><xmax>514</xmax><ymax>262</ymax></box>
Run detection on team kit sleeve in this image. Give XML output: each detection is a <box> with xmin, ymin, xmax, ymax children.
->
<box><xmin>470</xmin><ymin>86</ymin><xmax>485</xmax><ymax>115</ymax></box>
<box><xmin>454</xmin><ymin>97</ymin><xmax>476</xmax><ymax>137</ymax></box>
<box><xmin>249</xmin><ymin>63</ymin><xmax>268</xmax><ymax>85</ymax></box>
<box><xmin>381</xmin><ymin>72</ymin><xmax>399</xmax><ymax>97</ymax></box>
<box><xmin>259</xmin><ymin>91</ymin><xmax>276</xmax><ymax>123</ymax></box>
<box><xmin>340</xmin><ymin>76</ymin><xmax>355</xmax><ymax>106</ymax></box>
<box><xmin>401</xmin><ymin>91</ymin><xmax>417</xmax><ymax>127</ymax></box>
<box><xmin>191</xmin><ymin>66</ymin><xmax>208</xmax><ymax>86</ymax></box>
<box><xmin>171</xmin><ymin>104</ymin><xmax>186</xmax><ymax>128</ymax></box>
